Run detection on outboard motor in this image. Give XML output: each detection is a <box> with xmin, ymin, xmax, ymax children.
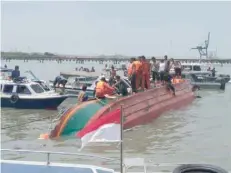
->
<box><xmin>173</xmin><ymin>164</ymin><xmax>228</xmax><ymax>173</ymax></box>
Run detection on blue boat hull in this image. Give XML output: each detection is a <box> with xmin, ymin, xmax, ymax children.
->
<box><xmin>1</xmin><ymin>96</ymin><xmax>68</xmax><ymax>109</ymax></box>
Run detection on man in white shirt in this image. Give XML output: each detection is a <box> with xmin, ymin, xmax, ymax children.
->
<box><xmin>150</xmin><ymin>57</ymin><xmax>159</xmax><ymax>83</ymax></box>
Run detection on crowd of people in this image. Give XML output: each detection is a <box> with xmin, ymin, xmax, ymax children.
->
<box><xmin>127</xmin><ymin>55</ymin><xmax>182</xmax><ymax>95</ymax></box>
<box><xmin>53</xmin><ymin>55</ymin><xmax>184</xmax><ymax>102</ymax></box>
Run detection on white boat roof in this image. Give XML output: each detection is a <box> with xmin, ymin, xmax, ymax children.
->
<box><xmin>181</xmin><ymin>62</ymin><xmax>207</xmax><ymax>66</ymax></box>
<box><xmin>60</xmin><ymin>71</ymin><xmax>102</xmax><ymax>78</ymax></box>
<box><xmin>0</xmin><ymin>79</ymin><xmax>39</xmax><ymax>85</ymax></box>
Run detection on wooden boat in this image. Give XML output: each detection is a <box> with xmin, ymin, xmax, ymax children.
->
<box><xmin>44</xmin><ymin>80</ymin><xmax>195</xmax><ymax>139</ymax></box>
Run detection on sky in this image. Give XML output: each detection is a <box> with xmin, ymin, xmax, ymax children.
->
<box><xmin>1</xmin><ymin>1</ymin><xmax>231</xmax><ymax>58</ymax></box>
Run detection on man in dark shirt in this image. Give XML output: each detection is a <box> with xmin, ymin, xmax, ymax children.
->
<box><xmin>113</xmin><ymin>75</ymin><xmax>128</xmax><ymax>96</ymax></box>
<box><xmin>53</xmin><ymin>75</ymin><xmax>67</xmax><ymax>92</ymax></box>
<box><xmin>11</xmin><ymin>65</ymin><xmax>20</xmax><ymax>79</ymax></box>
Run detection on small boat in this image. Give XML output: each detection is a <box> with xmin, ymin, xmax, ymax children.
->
<box><xmin>49</xmin><ymin>71</ymin><xmax>101</xmax><ymax>97</ymax></box>
<box><xmin>181</xmin><ymin>71</ymin><xmax>226</xmax><ymax>90</ymax></box>
<box><xmin>49</xmin><ymin>71</ymin><xmax>132</xmax><ymax>97</ymax></box>
<box><xmin>0</xmin><ymin>78</ymin><xmax>69</xmax><ymax>109</ymax></box>
<box><xmin>176</xmin><ymin>63</ymin><xmax>230</xmax><ymax>83</ymax></box>
<box><xmin>43</xmin><ymin>80</ymin><xmax>195</xmax><ymax>139</ymax></box>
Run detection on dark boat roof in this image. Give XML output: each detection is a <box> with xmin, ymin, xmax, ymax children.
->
<box><xmin>1</xmin><ymin>160</ymin><xmax>114</xmax><ymax>173</ymax></box>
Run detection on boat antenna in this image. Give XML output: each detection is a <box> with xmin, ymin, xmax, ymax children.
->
<box><xmin>120</xmin><ymin>104</ymin><xmax>124</xmax><ymax>173</ymax></box>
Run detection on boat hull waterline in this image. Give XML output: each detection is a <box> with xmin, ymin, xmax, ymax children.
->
<box><xmin>46</xmin><ymin>81</ymin><xmax>195</xmax><ymax>139</ymax></box>
<box><xmin>1</xmin><ymin>95</ymin><xmax>68</xmax><ymax>109</ymax></box>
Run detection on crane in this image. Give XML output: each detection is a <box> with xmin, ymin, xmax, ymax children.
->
<box><xmin>191</xmin><ymin>32</ymin><xmax>210</xmax><ymax>61</ymax></box>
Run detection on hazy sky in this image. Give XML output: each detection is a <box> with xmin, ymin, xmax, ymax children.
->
<box><xmin>1</xmin><ymin>1</ymin><xmax>231</xmax><ymax>58</ymax></box>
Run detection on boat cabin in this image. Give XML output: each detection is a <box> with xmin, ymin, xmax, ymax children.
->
<box><xmin>180</xmin><ymin>63</ymin><xmax>212</xmax><ymax>72</ymax></box>
<box><xmin>1</xmin><ymin>81</ymin><xmax>48</xmax><ymax>96</ymax></box>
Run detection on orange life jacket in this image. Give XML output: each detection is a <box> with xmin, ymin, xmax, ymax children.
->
<box><xmin>142</xmin><ymin>60</ymin><xmax>150</xmax><ymax>75</ymax></box>
<box><xmin>133</xmin><ymin>61</ymin><xmax>142</xmax><ymax>74</ymax></box>
<box><xmin>127</xmin><ymin>63</ymin><xmax>133</xmax><ymax>76</ymax></box>
<box><xmin>95</xmin><ymin>81</ymin><xmax>114</xmax><ymax>98</ymax></box>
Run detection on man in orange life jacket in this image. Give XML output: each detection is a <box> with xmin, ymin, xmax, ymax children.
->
<box><xmin>133</xmin><ymin>57</ymin><xmax>142</xmax><ymax>90</ymax></box>
<box><xmin>95</xmin><ymin>77</ymin><xmax>115</xmax><ymax>98</ymax></box>
<box><xmin>140</xmin><ymin>56</ymin><xmax>151</xmax><ymax>90</ymax></box>
<box><xmin>127</xmin><ymin>58</ymin><xmax>137</xmax><ymax>93</ymax></box>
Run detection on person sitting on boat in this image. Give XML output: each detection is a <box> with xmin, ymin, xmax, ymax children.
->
<box><xmin>95</xmin><ymin>77</ymin><xmax>115</xmax><ymax>99</ymax></box>
<box><xmin>113</xmin><ymin>75</ymin><xmax>128</xmax><ymax>96</ymax></box>
<box><xmin>165</xmin><ymin>74</ymin><xmax>176</xmax><ymax>96</ymax></box>
<box><xmin>77</xmin><ymin>85</ymin><xmax>89</xmax><ymax>102</ymax></box>
<box><xmin>11</xmin><ymin>65</ymin><xmax>20</xmax><ymax>79</ymax></box>
<box><xmin>53</xmin><ymin>76</ymin><xmax>67</xmax><ymax>91</ymax></box>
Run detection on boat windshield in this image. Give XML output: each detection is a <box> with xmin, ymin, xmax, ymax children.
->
<box><xmin>30</xmin><ymin>84</ymin><xmax>45</xmax><ymax>93</ymax></box>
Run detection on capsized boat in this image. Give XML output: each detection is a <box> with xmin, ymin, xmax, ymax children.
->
<box><xmin>41</xmin><ymin>80</ymin><xmax>195</xmax><ymax>139</ymax></box>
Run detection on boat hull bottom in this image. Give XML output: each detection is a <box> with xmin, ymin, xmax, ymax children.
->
<box><xmin>124</xmin><ymin>92</ymin><xmax>194</xmax><ymax>129</ymax></box>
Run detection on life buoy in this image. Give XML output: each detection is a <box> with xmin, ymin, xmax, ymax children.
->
<box><xmin>173</xmin><ymin>164</ymin><xmax>228</xmax><ymax>173</ymax></box>
<box><xmin>10</xmin><ymin>93</ymin><xmax>19</xmax><ymax>104</ymax></box>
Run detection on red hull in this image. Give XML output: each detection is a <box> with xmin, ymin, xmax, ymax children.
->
<box><xmin>86</xmin><ymin>81</ymin><xmax>195</xmax><ymax>129</ymax></box>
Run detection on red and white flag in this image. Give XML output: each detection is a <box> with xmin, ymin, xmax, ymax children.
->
<box><xmin>76</xmin><ymin>109</ymin><xmax>122</xmax><ymax>149</ymax></box>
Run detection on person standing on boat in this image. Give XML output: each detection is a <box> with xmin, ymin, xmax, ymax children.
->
<box><xmin>159</xmin><ymin>60</ymin><xmax>165</xmax><ymax>84</ymax></box>
<box><xmin>140</xmin><ymin>56</ymin><xmax>150</xmax><ymax>90</ymax></box>
<box><xmin>135</xmin><ymin>56</ymin><xmax>142</xmax><ymax>89</ymax></box>
<box><xmin>173</xmin><ymin>60</ymin><xmax>182</xmax><ymax>77</ymax></box>
<box><xmin>211</xmin><ymin>67</ymin><xmax>216</xmax><ymax>77</ymax></box>
<box><xmin>95</xmin><ymin>77</ymin><xmax>115</xmax><ymax>99</ymax></box>
<box><xmin>113</xmin><ymin>75</ymin><xmax>128</xmax><ymax>96</ymax></box>
<box><xmin>109</xmin><ymin>65</ymin><xmax>116</xmax><ymax>86</ymax></box>
<box><xmin>150</xmin><ymin>57</ymin><xmax>159</xmax><ymax>84</ymax></box>
<box><xmin>78</xmin><ymin>85</ymin><xmax>89</xmax><ymax>102</ymax></box>
<box><xmin>11</xmin><ymin>65</ymin><xmax>20</xmax><ymax>79</ymax></box>
<box><xmin>128</xmin><ymin>58</ymin><xmax>137</xmax><ymax>93</ymax></box>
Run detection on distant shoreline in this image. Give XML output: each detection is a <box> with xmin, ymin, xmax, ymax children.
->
<box><xmin>1</xmin><ymin>51</ymin><xmax>231</xmax><ymax>62</ymax></box>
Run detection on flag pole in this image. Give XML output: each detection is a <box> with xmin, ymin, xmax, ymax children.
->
<box><xmin>120</xmin><ymin>104</ymin><xmax>124</xmax><ymax>173</ymax></box>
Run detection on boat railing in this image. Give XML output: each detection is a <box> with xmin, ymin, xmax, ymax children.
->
<box><xmin>1</xmin><ymin>149</ymin><xmax>230</xmax><ymax>173</ymax></box>
<box><xmin>1</xmin><ymin>149</ymin><xmax>118</xmax><ymax>165</ymax></box>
